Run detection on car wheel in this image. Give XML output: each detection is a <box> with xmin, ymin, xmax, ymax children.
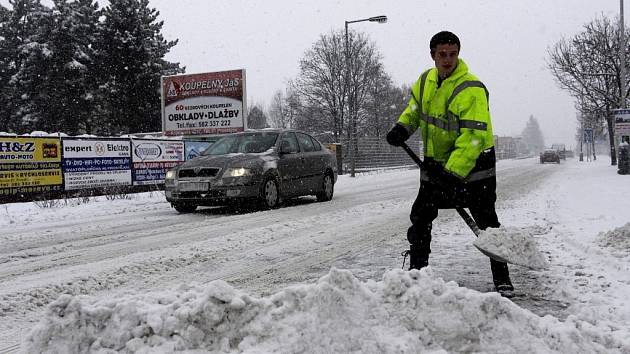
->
<box><xmin>173</xmin><ymin>203</ymin><xmax>197</xmax><ymax>213</ymax></box>
<box><xmin>316</xmin><ymin>173</ymin><xmax>334</xmax><ymax>202</ymax></box>
<box><xmin>260</xmin><ymin>176</ymin><xmax>280</xmax><ymax>209</ymax></box>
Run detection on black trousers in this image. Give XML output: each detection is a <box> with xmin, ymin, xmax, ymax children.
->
<box><xmin>407</xmin><ymin>179</ymin><xmax>510</xmax><ymax>283</ymax></box>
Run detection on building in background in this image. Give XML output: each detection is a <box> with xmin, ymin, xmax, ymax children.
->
<box><xmin>494</xmin><ymin>135</ymin><xmax>529</xmax><ymax>159</ymax></box>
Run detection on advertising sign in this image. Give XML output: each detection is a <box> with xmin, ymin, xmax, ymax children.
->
<box><xmin>132</xmin><ymin>139</ymin><xmax>184</xmax><ymax>185</ymax></box>
<box><xmin>613</xmin><ymin>109</ymin><xmax>630</xmax><ymax>136</ymax></box>
<box><xmin>62</xmin><ymin>138</ymin><xmax>132</xmax><ymax>190</ymax></box>
<box><xmin>161</xmin><ymin>69</ymin><xmax>247</xmax><ymax>136</ymax></box>
<box><xmin>184</xmin><ymin>140</ymin><xmax>213</xmax><ymax>160</ymax></box>
<box><xmin>0</xmin><ymin>137</ymin><xmax>62</xmax><ymax>196</ymax></box>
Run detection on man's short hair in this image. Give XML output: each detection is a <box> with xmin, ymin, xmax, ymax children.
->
<box><xmin>430</xmin><ymin>31</ymin><xmax>460</xmax><ymax>54</ymax></box>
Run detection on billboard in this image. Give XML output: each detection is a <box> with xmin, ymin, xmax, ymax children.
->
<box><xmin>61</xmin><ymin>138</ymin><xmax>132</xmax><ymax>190</ymax></box>
<box><xmin>131</xmin><ymin>139</ymin><xmax>184</xmax><ymax>185</ymax></box>
<box><xmin>0</xmin><ymin>137</ymin><xmax>63</xmax><ymax>196</ymax></box>
<box><xmin>161</xmin><ymin>69</ymin><xmax>247</xmax><ymax>136</ymax></box>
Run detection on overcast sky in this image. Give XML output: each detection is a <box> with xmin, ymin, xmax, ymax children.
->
<box><xmin>1</xmin><ymin>0</ymin><xmax>622</xmax><ymax>146</ymax></box>
<box><xmin>145</xmin><ymin>0</ymin><xmax>623</xmax><ymax>147</ymax></box>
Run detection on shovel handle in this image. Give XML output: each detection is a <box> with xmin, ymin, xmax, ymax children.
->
<box><xmin>400</xmin><ymin>142</ymin><xmax>424</xmax><ymax>169</ymax></box>
<box><xmin>399</xmin><ymin>142</ymin><xmax>481</xmax><ymax>237</ymax></box>
<box><xmin>455</xmin><ymin>208</ymin><xmax>481</xmax><ymax>237</ymax></box>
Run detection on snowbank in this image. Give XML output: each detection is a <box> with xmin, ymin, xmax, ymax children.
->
<box><xmin>21</xmin><ymin>268</ymin><xmax>625</xmax><ymax>354</ymax></box>
<box><xmin>598</xmin><ymin>222</ymin><xmax>630</xmax><ymax>255</ymax></box>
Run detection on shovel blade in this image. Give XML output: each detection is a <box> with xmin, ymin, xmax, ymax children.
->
<box><xmin>472</xmin><ymin>226</ymin><xmax>550</xmax><ymax>270</ymax></box>
<box><xmin>473</xmin><ymin>244</ymin><xmax>510</xmax><ymax>264</ymax></box>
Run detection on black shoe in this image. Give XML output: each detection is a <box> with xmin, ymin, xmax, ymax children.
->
<box><xmin>400</xmin><ymin>249</ymin><xmax>428</xmax><ymax>270</ymax></box>
<box><xmin>495</xmin><ymin>281</ymin><xmax>514</xmax><ymax>298</ymax></box>
<box><xmin>401</xmin><ymin>250</ymin><xmax>411</xmax><ymax>269</ymax></box>
<box><xmin>490</xmin><ymin>260</ymin><xmax>513</xmax><ymax>297</ymax></box>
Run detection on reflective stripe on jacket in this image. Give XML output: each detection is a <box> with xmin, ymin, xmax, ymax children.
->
<box><xmin>397</xmin><ymin>58</ymin><xmax>494</xmax><ymax>179</ymax></box>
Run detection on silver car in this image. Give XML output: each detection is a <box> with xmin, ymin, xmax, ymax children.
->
<box><xmin>165</xmin><ymin>129</ymin><xmax>337</xmax><ymax>212</ymax></box>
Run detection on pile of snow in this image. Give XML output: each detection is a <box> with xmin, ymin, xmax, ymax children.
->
<box><xmin>27</xmin><ymin>131</ymin><xmax>49</xmax><ymax>136</ymax></box>
<box><xmin>598</xmin><ymin>222</ymin><xmax>630</xmax><ymax>254</ymax></box>
<box><xmin>21</xmin><ymin>268</ymin><xmax>625</xmax><ymax>354</ymax></box>
<box><xmin>74</xmin><ymin>133</ymin><xmax>98</xmax><ymax>138</ymax></box>
<box><xmin>473</xmin><ymin>226</ymin><xmax>550</xmax><ymax>270</ymax></box>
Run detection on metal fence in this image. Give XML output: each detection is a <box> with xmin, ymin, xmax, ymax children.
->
<box><xmin>338</xmin><ymin>133</ymin><xmax>423</xmax><ymax>173</ymax></box>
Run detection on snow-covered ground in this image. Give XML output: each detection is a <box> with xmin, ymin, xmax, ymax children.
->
<box><xmin>1</xmin><ymin>157</ymin><xmax>630</xmax><ymax>353</ymax></box>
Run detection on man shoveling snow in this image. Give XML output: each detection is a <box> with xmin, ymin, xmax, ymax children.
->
<box><xmin>386</xmin><ymin>31</ymin><xmax>544</xmax><ymax>297</ymax></box>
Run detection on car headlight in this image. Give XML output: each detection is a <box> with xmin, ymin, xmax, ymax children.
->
<box><xmin>165</xmin><ymin>170</ymin><xmax>177</xmax><ymax>179</ymax></box>
<box><xmin>223</xmin><ymin>167</ymin><xmax>252</xmax><ymax>178</ymax></box>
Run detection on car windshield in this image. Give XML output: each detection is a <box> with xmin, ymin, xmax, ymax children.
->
<box><xmin>201</xmin><ymin>132</ymin><xmax>279</xmax><ymax>155</ymax></box>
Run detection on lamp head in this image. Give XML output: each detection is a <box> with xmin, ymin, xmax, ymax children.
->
<box><xmin>369</xmin><ymin>15</ymin><xmax>387</xmax><ymax>23</ymax></box>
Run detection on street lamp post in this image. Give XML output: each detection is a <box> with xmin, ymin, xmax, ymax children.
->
<box><xmin>344</xmin><ymin>15</ymin><xmax>387</xmax><ymax>177</ymax></box>
<box><xmin>621</xmin><ymin>0</ymin><xmax>626</xmax><ymax>109</ymax></box>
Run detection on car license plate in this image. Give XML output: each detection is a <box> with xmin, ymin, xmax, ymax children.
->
<box><xmin>179</xmin><ymin>182</ymin><xmax>209</xmax><ymax>192</ymax></box>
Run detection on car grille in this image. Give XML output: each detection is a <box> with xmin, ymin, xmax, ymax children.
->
<box><xmin>179</xmin><ymin>168</ymin><xmax>220</xmax><ymax>178</ymax></box>
<box><xmin>175</xmin><ymin>190</ymin><xmax>226</xmax><ymax>198</ymax></box>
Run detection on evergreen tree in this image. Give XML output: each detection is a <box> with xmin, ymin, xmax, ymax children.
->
<box><xmin>49</xmin><ymin>0</ymin><xmax>100</xmax><ymax>134</ymax></box>
<box><xmin>521</xmin><ymin>115</ymin><xmax>545</xmax><ymax>153</ymax></box>
<box><xmin>93</xmin><ymin>0</ymin><xmax>183</xmax><ymax>135</ymax></box>
<box><xmin>0</xmin><ymin>0</ymin><xmax>51</xmax><ymax>133</ymax></box>
<box><xmin>13</xmin><ymin>0</ymin><xmax>99</xmax><ymax>134</ymax></box>
<box><xmin>0</xmin><ymin>4</ymin><xmax>12</xmax><ymax>132</ymax></box>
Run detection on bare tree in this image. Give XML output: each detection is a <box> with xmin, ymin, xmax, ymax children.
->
<box><xmin>361</xmin><ymin>70</ymin><xmax>408</xmax><ymax>138</ymax></box>
<box><xmin>548</xmin><ymin>15</ymin><xmax>629</xmax><ymax>165</ymax></box>
<box><xmin>268</xmin><ymin>89</ymin><xmax>296</xmax><ymax>129</ymax></box>
<box><xmin>347</xmin><ymin>31</ymin><xmax>383</xmax><ymax>147</ymax></box>
<box><xmin>290</xmin><ymin>29</ymin><xmax>384</xmax><ymax>141</ymax></box>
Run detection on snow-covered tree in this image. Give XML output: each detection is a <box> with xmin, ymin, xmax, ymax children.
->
<box><xmin>0</xmin><ymin>4</ymin><xmax>13</xmax><ymax>132</ymax></box>
<box><xmin>0</xmin><ymin>0</ymin><xmax>51</xmax><ymax>132</ymax></box>
<box><xmin>12</xmin><ymin>0</ymin><xmax>100</xmax><ymax>134</ymax></box>
<box><xmin>93</xmin><ymin>0</ymin><xmax>183</xmax><ymax>135</ymax></box>
<box><xmin>49</xmin><ymin>0</ymin><xmax>100</xmax><ymax>134</ymax></box>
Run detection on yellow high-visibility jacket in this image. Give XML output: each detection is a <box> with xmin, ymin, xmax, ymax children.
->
<box><xmin>398</xmin><ymin>58</ymin><xmax>494</xmax><ymax>180</ymax></box>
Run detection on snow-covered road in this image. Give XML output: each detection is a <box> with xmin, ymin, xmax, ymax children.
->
<box><xmin>2</xmin><ymin>157</ymin><xmax>630</xmax><ymax>353</ymax></box>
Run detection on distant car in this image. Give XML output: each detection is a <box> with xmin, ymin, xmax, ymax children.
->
<box><xmin>540</xmin><ymin>149</ymin><xmax>560</xmax><ymax>164</ymax></box>
<box><xmin>551</xmin><ymin>143</ymin><xmax>566</xmax><ymax>160</ymax></box>
<box><xmin>164</xmin><ymin>129</ymin><xmax>338</xmax><ymax>212</ymax></box>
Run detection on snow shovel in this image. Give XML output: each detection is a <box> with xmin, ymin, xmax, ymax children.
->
<box><xmin>400</xmin><ymin>142</ymin><xmax>549</xmax><ymax>270</ymax></box>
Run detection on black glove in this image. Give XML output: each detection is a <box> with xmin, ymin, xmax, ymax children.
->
<box><xmin>423</xmin><ymin>160</ymin><xmax>462</xmax><ymax>190</ymax></box>
<box><xmin>386</xmin><ymin>124</ymin><xmax>409</xmax><ymax>147</ymax></box>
